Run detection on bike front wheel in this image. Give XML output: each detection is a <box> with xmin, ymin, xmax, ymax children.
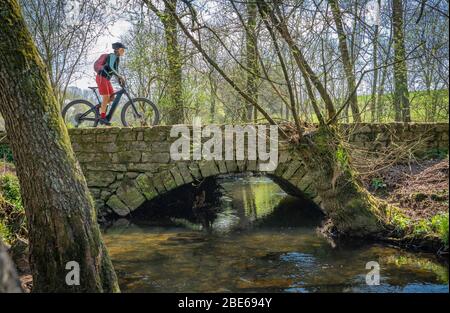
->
<box><xmin>62</xmin><ymin>99</ymin><xmax>99</xmax><ymax>128</ymax></box>
<box><xmin>121</xmin><ymin>98</ymin><xmax>160</xmax><ymax>127</ymax></box>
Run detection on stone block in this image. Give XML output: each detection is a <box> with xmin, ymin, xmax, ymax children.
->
<box><xmin>170</xmin><ymin>167</ymin><xmax>185</xmax><ymax>186</ymax></box>
<box><xmin>117</xmin><ymin>130</ymin><xmax>136</xmax><ymax>141</ymax></box>
<box><xmin>161</xmin><ymin>170</ymin><xmax>177</xmax><ymax>191</ymax></box>
<box><xmin>127</xmin><ymin>163</ymin><xmax>159</xmax><ymax>172</ymax></box>
<box><xmin>225</xmin><ymin>160</ymin><xmax>238</xmax><ymax>173</ymax></box>
<box><xmin>142</xmin><ymin>152</ymin><xmax>170</xmax><ymax>163</ymax></box>
<box><xmin>116</xmin><ymin>182</ymin><xmax>146</xmax><ymax>211</ymax></box>
<box><xmin>216</xmin><ymin>160</ymin><xmax>228</xmax><ymax>174</ymax></box>
<box><xmin>282</xmin><ymin>161</ymin><xmax>302</xmax><ymax>180</ymax></box>
<box><xmin>151</xmin><ymin>174</ymin><xmax>167</xmax><ymax>194</ymax></box>
<box><xmin>85</xmin><ymin>171</ymin><xmax>116</xmax><ymax>187</ymax></box>
<box><xmin>177</xmin><ymin>163</ymin><xmax>194</xmax><ymax>184</ymax></box>
<box><xmin>199</xmin><ymin>160</ymin><xmax>220</xmax><ymax>178</ymax></box>
<box><xmin>129</xmin><ymin>141</ymin><xmax>152</xmax><ymax>151</ymax></box>
<box><xmin>97</xmin><ymin>133</ymin><xmax>117</xmax><ymax>142</ymax></box>
<box><xmin>112</xmin><ymin>151</ymin><xmax>141</xmax><ymax>163</ymax></box>
<box><xmin>135</xmin><ymin>174</ymin><xmax>159</xmax><ymax>200</ymax></box>
<box><xmin>106</xmin><ymin>195</ymin><xmax>130</xmax><ymax>217</ymax></box>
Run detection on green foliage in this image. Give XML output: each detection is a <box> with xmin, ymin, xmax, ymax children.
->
<box><xmin>424</xmin><ymin>148</ymin><xmax>449</xmax><ymax>160</ymax></box>
<box><xmin>0</xmin><ymin>173</ymin><xmax>26</xmax><ymax>245</ymax></box>
<box><xmin>0</xmin><ymin>220</ymin><xmax>11</xmax><ymax>243</ymax></box>
<box><xmin>390</xmin><ymin>209</ymin><xmax>410</xmax><ymax>231</ymax></box>
<box><xmin>412</xmin><ymin>219</ymin><xmax>431</xmax><ymax>236</ymax></box>
<box><xmin>357</xmin><ymin>89</ymin><xmax>449</xmax><ymax>123</ymax></box>
<box><xmin>0</xmin><ymin>173</ymin><xmax>22</xmax><ymax>209</ymax></box>
<box><xmin>371</xmin><ymin>178</ymin><xmax>387</xmax><ymax>190</ymax></box>
<box><xmin>388</xmin><ymin>206</ymin><xmax>449</xmax><ymax>248</ymax></box>
<box><xmin>431</xmin><ymin>213</ymin><xmax>449</xmax><ymax>248</ymax></box>
<box><xmin>0</xmin><ymin>144</ymin><xmax>14</xmax><ymax>163</ymax></box>
<box><xmin>335</xmin><ymin>145</ymin><xmax>350</xmax><ymax>171</ymax></box>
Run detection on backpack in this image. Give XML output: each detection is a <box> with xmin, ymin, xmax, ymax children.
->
<box><xmin>94</xmin><ymin>53</ymin><xmax>108</xmax><ymax>74</ymax></box>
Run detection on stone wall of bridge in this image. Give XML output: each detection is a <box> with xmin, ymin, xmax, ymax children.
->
<box><xmin>0</xmin><ymin>122</ymin><xmax>448</xmax><ymax>218</ymax></box>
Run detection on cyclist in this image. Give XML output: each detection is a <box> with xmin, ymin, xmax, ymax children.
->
<box><xmin>95</xmin><ymin>42</ymin><xmax>127</xmax><ymax>125</ymax></box>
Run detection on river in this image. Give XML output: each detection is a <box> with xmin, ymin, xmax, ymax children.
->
<box><xmin>102</xmin><ymin>175</ymin><xmax>449</xmax><ymax>293</ymax></box>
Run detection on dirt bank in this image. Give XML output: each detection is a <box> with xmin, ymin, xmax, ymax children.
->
<box><xmin>361</xmin><ymin>157</ymin><xmax>449</xmax><ymax>254</ymax></box>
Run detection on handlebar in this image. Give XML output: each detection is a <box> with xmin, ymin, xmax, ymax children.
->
<box><xmin>118</xmin><ymin>77</ymin><xmax>126</xmax><ymax>88</ymax></box>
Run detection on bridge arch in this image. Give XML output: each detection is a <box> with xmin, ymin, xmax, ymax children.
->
<box><xmin>103</xmin><ymin>158</ymin><xmax>321</xmax><ymax>218</ymax></box>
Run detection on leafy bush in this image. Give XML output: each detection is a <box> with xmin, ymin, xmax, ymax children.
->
<box><xmin>412</xmin><ymin>219</ymin><xmax>431</xmax><ymax>236</ymax></box>
<box><xmin>0</xmin><ymin>220</ymin><xmax>11</xmax><ymax>243</ymax></box>
<box><xmin>0</xmin><ymin>173</ymin><xmax>22</xmax><ymax>209</ymax></box>
<box><xmin>431</xmin><ymin>213</ymin><xmax>449</xmax><ymax>248</ymax></box>
<box><xmin>0</xmin><ymin>173</ymin><xmax>26</xmax><ymax>245</ymax></box>
<box><xmin>389</xmin><ymin>209</ymin><xmax>410</xmax><ymax>231</ymax></box>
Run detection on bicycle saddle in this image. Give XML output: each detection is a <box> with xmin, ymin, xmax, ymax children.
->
<box><xmin>88</xmin><ymin>86</ymin><xmax>98</xmax><ymax>90</ymax></box>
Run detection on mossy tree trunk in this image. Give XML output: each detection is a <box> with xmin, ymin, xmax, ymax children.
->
<box><xmin>162</xmin><ymin>0</ymin><xmax>184</xmax><ymax>124</ymax></box>
<box><xmin>392</xmin><ymin>0</ymin><xmax>411</xmax><ymax>122</ymax></box>
<box><xmin>370</xmin><ymin>1</ymin><xmax>380</xmax><ymax>122</ymax></box>
<box><xmin>245</xmin><ymin>0</ymin><xmax>259</xmax><ymax>123</ymax></box>
<box><xmin>296</xmin><ymin>126</ymin><xmax>387</xmax><ymax>236</ymax></box>
<box><xmin>0</xmin><ymin>0</ymin><xmax>119</xmax><ymax>292</ymax></box>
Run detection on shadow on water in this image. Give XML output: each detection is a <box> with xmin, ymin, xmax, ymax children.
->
<box><xmin>102</xmin><ymin>174</ymin><xmax>449</xmax><ymax>293</ymax></box>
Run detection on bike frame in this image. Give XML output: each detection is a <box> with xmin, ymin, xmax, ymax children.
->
<box><xmin>105</xmin><ymin>88</ymin><xmax>127</xmax><ymax>121</ymax></box>
<box><xmin>78</xmin><ymin>84</ymin><xmax>141</xmax><ymax>123</ymax></box>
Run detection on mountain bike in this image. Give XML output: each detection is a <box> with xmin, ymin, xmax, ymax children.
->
<box><xmin>62</xmin><ymin>81</ymin><xmax>160</xmax><ymax>127</ymax></box>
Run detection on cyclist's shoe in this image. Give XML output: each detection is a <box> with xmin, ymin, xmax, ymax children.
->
<box><xmin>98</xmin><ymin>118</ymin><xmax>112</xmax><ymax>126</ymax></box>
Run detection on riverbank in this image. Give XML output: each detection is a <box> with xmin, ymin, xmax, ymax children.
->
<box><xmin>361</xmin><ymin>157</ymin><xmax>449</xmax><ymax>255</ymax></box>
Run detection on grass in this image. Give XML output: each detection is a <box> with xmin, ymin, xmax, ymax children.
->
<box><xmin>297</xmin><ymin>89</ymin><xmax>449</xmax><ymax>123</ymax></box>
<box><xmin>357</xmin><ymin>89</ymin><xmax>449</xmax><ymax>123</ymax></box>
<box><xmin>387</xmin><ymin>207</ymin><xmax>449</xmax><ymax>249</ymax></box>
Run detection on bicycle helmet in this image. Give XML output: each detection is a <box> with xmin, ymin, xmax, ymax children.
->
<box><xmin>112</xmin><ymin>42</ymin><xmax>126</xmax><ymax>50</ymax></box>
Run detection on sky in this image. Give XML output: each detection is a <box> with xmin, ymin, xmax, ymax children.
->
<box><xmin>72</xmin><ymin>19</ymin><xmax>131</xmax><ymax>90</ymax></box>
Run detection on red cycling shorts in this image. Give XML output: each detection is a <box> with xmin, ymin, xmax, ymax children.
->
<box><xmin>96</xmin><ymin>74</ymin><xmax>114</xmax><ymax>96</ymax></box>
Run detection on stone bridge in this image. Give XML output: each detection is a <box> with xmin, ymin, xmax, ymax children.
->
<box><xmin>1</xmin><ymin>123</ymin><xmax>448</xmax><ymax>219</ymax></box>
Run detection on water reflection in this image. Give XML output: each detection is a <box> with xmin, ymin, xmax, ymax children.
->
<box><xmin>103</xmin><ymin>175</ymin><xmax>449</xmax><ymax>293</ymax></box>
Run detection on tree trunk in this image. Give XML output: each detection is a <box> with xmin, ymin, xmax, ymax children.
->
<box><xmin>0</xmin><ymin>239</ymin><xmax>22</xmax><ymax>293</ymax></box>
<box><xmin>208</xmin><ymin>72</ymin><xmax>217</xmax><ymax>123</ymax></box>
<box><xmin>297</xmin><ymin>126</ymin><xmax>387</xmax><ymax>235</ymax></box>
<box><xmin>162</xmin><ymin>0</ymin><xmax>184</xmax><ymax>124</ymax></box>
<box><xmin>376</xmin><ymin>36</ymin><xmax>392</xmax><ymax>122</ymax></box>
<box><xmin>370</xmin><ymin>7</ymin><xmax>379</xmax><ymax>122</ymax></box>
<box><xmin>329</xmin><ymin>0</ymin><xmax>361</xmax><ymax>123</ymax></box>
<box><xmin>245</xmin><ymin>0</ymin><xmax>259</xmax><ymax>123</ymax></box>
<box><xmin>0</xmin><ymin>0</ymin><xmax>119</xmax><ymax>292</ymax></box>
<box><xmin>392</xmin><ymin>0</ymin><xmax>411</xmax><ymax>122</ymax></box>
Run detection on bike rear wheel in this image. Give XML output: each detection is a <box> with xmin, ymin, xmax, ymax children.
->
<box><xmin>62</xmin><ymin>100</ymin><xmax>99</xmax><ymax>128</ymax></box>
<box><xmin>121</xmin><ymin>98</ymin><xmax>160</xmax><ymax>127</ymax></box>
